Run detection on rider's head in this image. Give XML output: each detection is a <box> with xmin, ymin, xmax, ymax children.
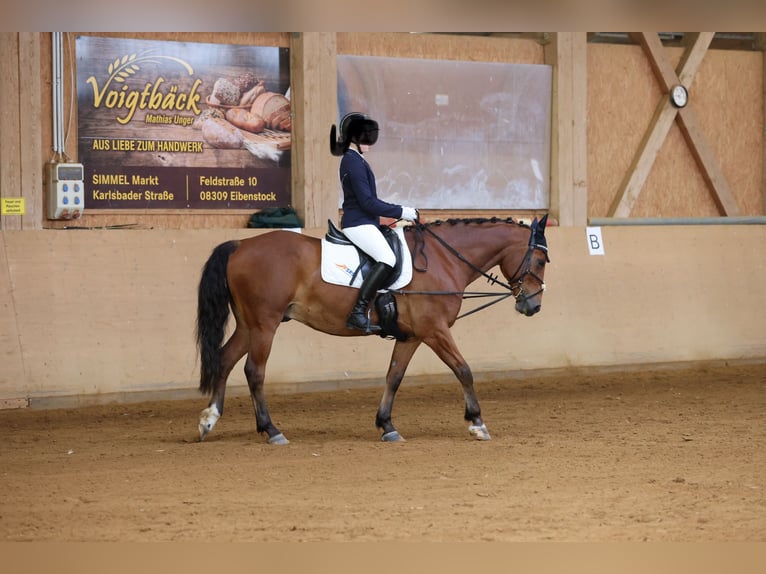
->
<box><xmin>330</xmin><ymin>112</ymin><xmax>379</xmax><ymax>156</ymax></box>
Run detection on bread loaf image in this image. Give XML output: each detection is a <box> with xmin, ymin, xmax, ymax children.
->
<box><xmin>201</xmin><ymin>117</ymin><xmax>244</xmax><ymax>149</ymax></box>
<box><xmin>225</xmin><ymin>108</ymin><xmax>266</xmax><ymax>133</ymax></box>
<box><xmin>250</xmin><ymin>92</ymin><xmax>291</xmax><ymax>131</ymax></box>
<box><xmin>232</xmin><ymin>71</ymin><xmax>258</xmax><ymax>94</ymax></box>
<box><xmin>192</xmin><ymin>107</ymin><xmax>225</xmax><ymax>130</ymax></box>
<box><xmin>209</xmin><ymin>78</ymin><xmax>241</xmax><ymax>106</ymax></box>
<box><xmin>238</xmin><ymin>81</ymin><xmax>266</xmax><ymax>107</ymax></box>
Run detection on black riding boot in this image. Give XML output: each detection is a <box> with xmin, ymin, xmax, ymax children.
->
<box><xmin>346</xmin><ymin>261</ymin><xmax>393</xmax><ymax>333</ymax></box>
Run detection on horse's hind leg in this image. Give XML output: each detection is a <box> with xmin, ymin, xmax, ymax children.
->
<box><xmin>424</xmin><ymin>328</ymin><xmax>491</xmax><ymax>441</ymax></box>
<box><xmin>376</xmin><ymin>338</ymin><xmax>422</xmax><ymax>442</ymax></box>
<box><xmin>199</xmin><ymin>326</ymin><xmax>248</xmax><ymax>440</ymax></box>
<box><xmin>244</xmin><ymin>325</ymin><xmax>288</xmax><ymax>445</ymax></box>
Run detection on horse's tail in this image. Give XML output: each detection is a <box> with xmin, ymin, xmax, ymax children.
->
<box><xmin>196</xmin><ymin>240</ymin><xmax>240</xmax><ymax>395</ymax></box>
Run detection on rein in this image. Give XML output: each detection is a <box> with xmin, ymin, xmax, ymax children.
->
<box><xmin>392</xmin><ymin>220</ymin><xmax>544</xmax><ymax>320</ymax></box>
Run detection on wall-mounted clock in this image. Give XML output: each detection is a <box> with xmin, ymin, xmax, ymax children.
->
<box><xmin>670</xmin><ymin>84</ymin><xmax>688</xmax><ymax>108</ymax></box>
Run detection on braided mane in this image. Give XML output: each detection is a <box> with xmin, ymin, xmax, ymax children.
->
<box><xmin>404</xmin><ymin>216</ymin><xmax>523</xmax><ymax>234</ymax></box>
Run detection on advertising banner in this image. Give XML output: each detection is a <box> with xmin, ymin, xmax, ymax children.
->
<box><xmin>76</xmin><ymin>36</ymin><xmax>291</xmax><ymax>211</ymax></box>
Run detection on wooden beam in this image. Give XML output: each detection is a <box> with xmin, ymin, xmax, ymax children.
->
<box><xmin>608</xmin><ymin>97</ymin><xmax>678</xmax><ymax>217</ymax></box>
<box><xmin>544</xmin><ymin>34</ymin><xmax>566</xmax><ymax>226</ymax></box>
<box><xmin>676</xmin><ymin>107</ymin><xmax>740</xmax><ymax>216</ymax></box>
<box><xmin>756</xmin><ymin>33</ymin><xmax>766</xmax><ymax>215</ymax></box>
<box><xmin>289</xmin><ymin>33</ymin><xmax>339</xmax><ymax>229</ymax></box>
<box><xmin>544</xmin><ymin>32</ymin><xmax>588</xmax><ymax>226</ymax></box>
<box><xmin>571</xmin><ymin>33</ymin><xmax>588</xmax><ymax>226</ymax></box>
<box><xmin>636</xmin><ymin>32</ymin><xmax>678</xmax><ymax>92</ymax></box>
<box><xmin>0</xmin><ymin>33</ymin><xmax>22</xmax><ymax>231</ymax></box>
<box><xmin>676</xmin><ymin>32</ymin><xmax>714</xmax><ymax>86</ymax></box>
<box><xmin>677</xmin><ymin>33</ymin><xmax>739</xmax><ymax>216</ymax></box>
<box><xmin>18</xmin><ymin>32</ymin><xmax>42</xmax><ymax>230</ymax></box>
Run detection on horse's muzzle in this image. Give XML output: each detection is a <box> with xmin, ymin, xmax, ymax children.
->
<box><xmin>515</xmin><ymin>298</ymin><xmax>541</xmax><ymax>317</ymax></box>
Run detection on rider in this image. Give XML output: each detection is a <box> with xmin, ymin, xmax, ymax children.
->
<box><xmin>330</xmin><ymin>112</ymin><xmax>419</xmax><ymax>333</ymax></box>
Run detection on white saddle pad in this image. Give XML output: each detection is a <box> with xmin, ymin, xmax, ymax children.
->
<box><xmin>320</xmin><ymin>226</ymin><xmax>413</xmax><ymax>290</ymax></box>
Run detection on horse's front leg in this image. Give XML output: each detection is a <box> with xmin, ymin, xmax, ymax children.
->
<box><xmin>424</xmin><ymin>328</ymin><xmax>491</xmax><ymax>441</ymax></box>
<box><xmin>244</xmin><ymin>325</ymin><xmax>289</xmax><ymax>445</ymax></box>
<box><xmin>376</xmin><ymin>338</ymin><xmax>422</xmax><ymax>442</ymax></box>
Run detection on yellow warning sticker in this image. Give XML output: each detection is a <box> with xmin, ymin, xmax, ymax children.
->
<box><xmin>1</xmin><ymin>198</ymin><xmax>25</xmax><ymax>215</ymax></box>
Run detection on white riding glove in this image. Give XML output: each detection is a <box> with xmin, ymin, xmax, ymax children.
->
<box><xmin>400</xmin><ymin>206</ymin><xmax>419</xmax><ymax>221</ymax></box>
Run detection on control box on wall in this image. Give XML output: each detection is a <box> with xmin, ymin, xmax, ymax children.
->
<box><xmin>47</xmin><ymin>162</ymin><xmax>84</xmax><ymax>220</ymax></box>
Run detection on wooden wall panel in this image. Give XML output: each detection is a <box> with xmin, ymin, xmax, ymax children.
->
<box><xmin>0</xmin><ymin>34</ymin><xmax>22</xmax><ymax>231</ymax></box>
<box><xmin>588</xmin><ymin>43</ymin><xmax>763</xmax><ymax>219</ymax></box>
<box><xmin>0</xmin><ymin>233</ymin><xmax>26</xmax><ymax>401</ymax></box>
<box><xmin>689</xmin><ymin>49</ymin><xmax>763</xmax><ymax>215</ymax></box>
<box><xmin>634</xmin><ymin>124</ymin><xmax>720</xmax><ymax>217</ymax></box>
<box><xmin>1</xmin><ymin>33</ymin><xmax>41</xmax><ymax>230</ymax></box>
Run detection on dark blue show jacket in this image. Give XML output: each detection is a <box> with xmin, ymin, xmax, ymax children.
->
<box><xmin>340</xmin><ymin>149</ymin><xmax>404</xmax><ymax>228</ymax></box>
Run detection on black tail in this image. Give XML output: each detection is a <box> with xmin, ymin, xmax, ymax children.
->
<box><xmin>196</xmin><ymin>240</ymin><xmax>239</xmax><ymax>394</ymax></box>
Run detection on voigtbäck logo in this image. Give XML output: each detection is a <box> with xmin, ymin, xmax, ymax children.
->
<box><xmin>84</xmin><ymin>51</ymin><xmax>202</xmax><ymax>124</ymax></box>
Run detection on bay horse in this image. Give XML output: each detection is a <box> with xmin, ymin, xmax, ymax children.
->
<box><xmin>196</xmin><ymin>214</ymin><xmax>549</xmax><ymax>444</ymax></box>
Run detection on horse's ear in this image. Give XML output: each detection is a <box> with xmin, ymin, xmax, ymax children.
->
<box><xmin>529</xmin><ymin>214</ymin><xmax>549</xmax><ymax>248</ymax></box>
<box><xmin>534</xmin><ymin>214</ymin><xmax>548</xmax><ymax>242</ymax></box>
<box><xmin>534</xmin><ymin>214</ymin><xmax>550</xmax><ymax>259</ymax></box>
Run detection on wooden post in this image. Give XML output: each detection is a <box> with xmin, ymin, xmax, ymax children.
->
<box><xmin>757</xmin><ymin>33</ymin><xmax>766</xmax><ymax>215</ymax></box>
<box><xmin>545</xmin><ymin>32</ymin><xmax>588</xmax><ymax>227</ymax></box>
<box><xmin>571</xmin><ymin>33</ymin><xmax>589</xmax><ymax>226</ymax></box>
<box><xmin>19</xmin><ymin>32</ymin><xmax>42</xmax><ymax>230</ymax></box>
<box><xmin>289</xmin><ymin>32</ymin><xmax>339</xmax><ymax>229</ymax></box>
<box><xmin>0</xmin><ymin>33</ymin><xmax>22</xmax><ymax>231</ymax></box>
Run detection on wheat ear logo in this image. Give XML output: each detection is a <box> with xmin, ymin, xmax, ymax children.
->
<box><xmin>86</xmin><ymin>51</ymin><xmax>202</xmax><ymax>124</ymax></box>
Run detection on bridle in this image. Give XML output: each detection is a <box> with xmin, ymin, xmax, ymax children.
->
<box><xmin>392</xmin><ymin>220</ymin><xmax>549</xmax><ymax>320</ymax></box>
<box><xmin>507</xmin><ymin>235</ymin><xmax>549</xmax><ymax>303</ymax></box>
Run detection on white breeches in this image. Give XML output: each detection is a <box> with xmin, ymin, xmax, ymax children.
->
<box><xmin>342</xmin><ymin>224</ymin><xmax>396</xmax><ymax>267</ymax></box>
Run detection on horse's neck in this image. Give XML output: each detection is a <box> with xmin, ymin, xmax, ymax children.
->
<box><xmin>452</xmin><ymin>225</ymin><xmax>514</xmax><ymax>263</ymax></box>
<box><xmin>426</xmin><ymin>222</ymin><xmax>523</xmax><ymax>277</ymax></box>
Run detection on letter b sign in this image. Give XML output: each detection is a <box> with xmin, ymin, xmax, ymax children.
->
<box><xmin>586</xmin><ymin>227</ymin><xmax>605</xmax><ymax>255</ymax></box>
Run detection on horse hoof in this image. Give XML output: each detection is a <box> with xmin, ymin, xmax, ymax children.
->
<box><xmin>198</xmin><ymin>406</ymin><xmax>220</xmax><ymax>441</ymax></box>
<box><xmin>268</xmin><ymin>433</ymin><xmax>290</xmax><ymax>445</ymax></box>
<box><xmin>468</xmin><ymin>423</ymin><xmax>491</xmax><ymax>441</ymax></box>
<box><xmin>381</xmin><ymin>431</ymin><xmax>405</xmax><ymax>442</ymax></box>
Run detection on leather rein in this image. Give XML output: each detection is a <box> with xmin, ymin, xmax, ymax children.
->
<box><xmin>390</xmin><ymin>220</ymin><xmax>548</xmax><ymax>320</ymax></box>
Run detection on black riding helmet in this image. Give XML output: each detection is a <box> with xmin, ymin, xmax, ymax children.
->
<box><xmin>330</xmin><ymin>112</ymin><xmax>379</xmax><ymax>156</ymax></box>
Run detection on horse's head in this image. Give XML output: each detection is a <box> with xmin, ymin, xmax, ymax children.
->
<box><xmin>504</xmin><ymin>214</ymin><xmax>550</xmax><ymax>317</ymax></box>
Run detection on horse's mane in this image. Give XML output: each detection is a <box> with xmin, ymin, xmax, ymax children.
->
<box><xmin>404</xmin><ymin>216</ymin><xmax>527</xmax><ymax>233</ymax></box>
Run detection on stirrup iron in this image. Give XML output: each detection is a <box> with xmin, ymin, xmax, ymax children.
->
<box><xmin>347</xmin><ymin>307</ymin><xmax>382</xmax><ymax>334</ymax></box>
